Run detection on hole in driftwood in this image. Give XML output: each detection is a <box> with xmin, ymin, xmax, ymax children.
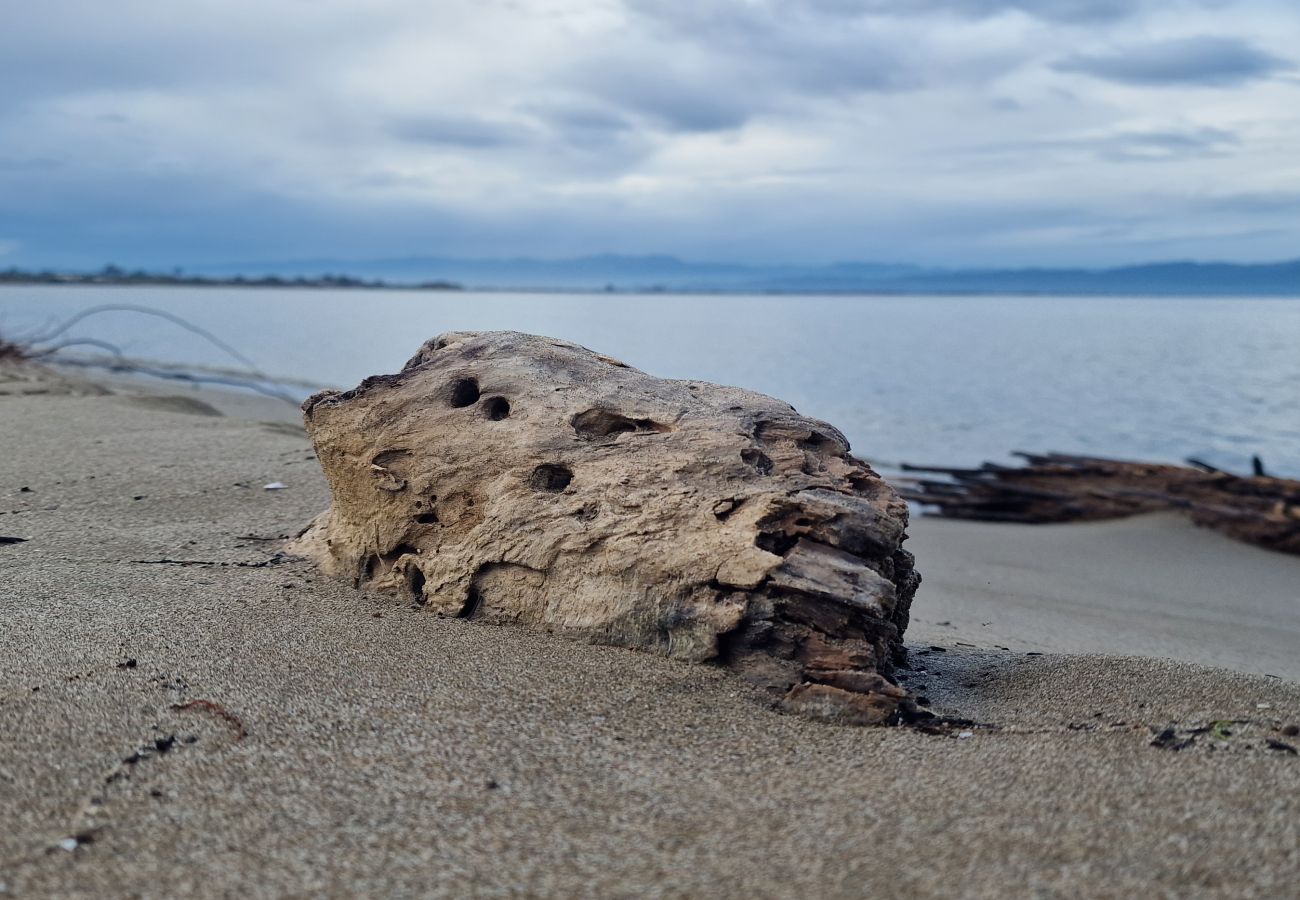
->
<box><xmin>799</xmin><ymin>430</ymin><xmax>840</xmax><ymax>452</ymax></box>
<box><xmin>571</xmin><ymin>408</ymin><xmax>672</xmax><ymax>440</ymax></box>
<box><xmin>459</xmin><ymin>586</ymin><xmax>482</xmax><ymax>619</ymax></box>
<box><xmin>483</xmin><ymin>396</ymin><xmax>511</xmax><ymax>420</ymax></box>
<box><xmin>741</xmin><ymin>449</ymin><xmax>774</xmax><ymax>475</ymax></box>
<box><xmin>448</xmin><ymin>378</ymin><xmax>480</xmax><ymax>408</ymax></box>
<box><xmin>713</xmin><ymin>498</ymin><xmax>744</xmax><ymax>520</ymax></box>
<box><xmin>529</xmin><ymin>464</ymin><xmax>573</xmax><ymax>492</ymax></box>
<box><xmin>408</xmin><ymin>566</ymin><xmax>427</xmax><ymax>605</ymax></box>
<box><xmin>372</xmin><ymin>448</ymin><xmax>412</xmax><ymax>467</ymax></box>
<box><xmin>756</xmin><ymin>530</ymin><xmax>799</xmax><ymax>556</ymax></box>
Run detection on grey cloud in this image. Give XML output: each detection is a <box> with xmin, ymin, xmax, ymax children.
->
<box><xmin>501</xmin><ymin>99</ymin><xmax>662</xmax><ymax>176</ymax></box>
<box><xmin>525</xmin><ymin>101</ymin><xmax>655</xmax><ymax>162</ymax></box>
<box><xmin>0</xmin><ymin>156</ymin><xmax>63</xmax><ymax>172</ymax></box>
<box><xmin>624</xmin><ymin>1</ymin><xmax>916</xmax><ymax>92</ymax></box>
<box><xmin>942</xmin><ymin>0</ymin><xmax>1139</xmax><ymax>19</ymax></box>
<box><xmin>1196</xmin><ymin>191</ymin><xmax>1300</xmax><ymax>216</ymax></box>
<box><xmin>389</xmin><ymin>107</ymin><xmax>653</xmax><ymax>178</ymax></box>
<box><xmin>1055</xmin><ymin>36</ymin><xmax>1292</xmax><ymax>86</ymax></box>
<box><xmin>585</xmin><ymin>2</ymin><xmax>929</xmax><ymax>134</ymax></box>
<box><xmin>2</xmin><ymin>0</ymin><xmax>1298</xmax><ymax>269</ymax></box>
<box><xmin>767</xmin><ymin>41</ymin><xmax>915</xmax><ymax>94</ymax></box>
<box><xmin>389</xmin><ymin>115</ymin><xmax>533</xmax><ymax>149</ymax></box>
<box><xmin>955</xmin><ymin>126</ymin><xmax>1241</xmax><ymax>164</ymax></box>
<box><xmin>0</xmin><ymin>161</ymin><xmax>473</xmax><ymax>269</ymax></box>
<box><xmin>539</xmin><ymin>105</ymin><xmax>636</xmax><ymax>137</ymax></box>
<box><xmin>0</xmin><ymin>1</ymin><xmax>410</xmax><ymax>116</ymax></box>
<box><xmin>812</xmin><ymin>0</ymin><xmax>1139</xmax><ymax>21</ymax></box>
<box><xmin>780</xmin><ymin>0</ymin><xmax>1233</xmax><ymax>23</ymax></box>
<box><xmin>1093</xmin><ymin>127</ymin><xmax>1239</xmax><ymax>161</ymax></box>
<box><xmin>565</xmin><ymin>57</ymin><xmax>757</xmax><ymax>133</ymax></box>
<box><xmin>601</xmin><ymin>73</ymin><xmax>753</xmax><ymax>132</ymax></box>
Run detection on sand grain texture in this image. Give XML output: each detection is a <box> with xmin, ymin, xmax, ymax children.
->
<box><xmin>1</xmin><ymin>373</ymin><xmax>1298</xmax><ymax>898</ymax></box>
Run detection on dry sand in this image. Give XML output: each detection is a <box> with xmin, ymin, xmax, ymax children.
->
<box><xmin>907</xmin><ymin>514</ymin><xmax>1300</xmax><ymax>681</ymax></box>
<box><xmin>1</xmin><ymin>369</ymin><xmax>1298</xmax><ymax>898</ymax></box>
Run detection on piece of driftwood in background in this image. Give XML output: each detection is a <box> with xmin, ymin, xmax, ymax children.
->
<box><xmin>898</xmin><ymin>452</ymin><xmax>1300</xmax><ymax>557</ymax></box>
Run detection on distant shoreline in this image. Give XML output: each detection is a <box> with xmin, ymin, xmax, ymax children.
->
<box><xmin>7</xmin><ymin>278</ymin><xmax>1300</xmax><ymax>299</ymax></box>
<box><xmin>3</xmin><ymin>263</ymin><xmax>1300</xmax><ymax>297</ymax></box>
<box><xmin>0</xmin><ymin>267</ymin><xmax>464</xmax><ymax>292</ymax></box>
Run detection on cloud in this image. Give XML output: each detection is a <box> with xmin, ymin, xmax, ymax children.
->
<box><xmin>0</xmin><ymin>156</ymin><xmax>62</xmax><ymax>172</ymax></box>
<box><xmin>791</xmin><ymin>0</ymin><xmax>1235</xmax><ymax>24</ymax></box>
<box><xmin>1196</xmin><ymin>190</ymin><xmax>1300</xmax><ymax>216</ymax></box>
<box><xmin>1055</xmin><ymin>35</ymin><xmax>1293</xmax><ymax>87</ymax></box>
<box><xmin>584</xmin><ymin>0</ymin><xmax>1040</xmax><ymax>137</ymax></box>
<box><xmin>826</xmin><ymin>0</ymin><xmax>1150</xmax><ymax>22</ymax></box>
<box><xmin>1091</xmin><ymin>126</ymin><xmax>1240</xmax><ymax>161</ymax></box>
<box><xmin>389</xmin><ymin>115</ymin><xmax>533</xmax><ymax>148</ymax></box>
<box><xmin>580</xmin><ymin>3</ymin><xmax>926</xmax><ymax>136</ymax></box>
<box><xmin>1</xmin><ymin>0</ymin><xmax>1299</xmax><ymax>268</ymax></box>
<box><xmin>965</xmin><ymin>126</ymin><xmax>1242</xmax><ymax>163</ymax></box>
<box><xmin>571</xmin><ymin>62</ymin><xmax>756</xmax><ymax>133</ymax></box>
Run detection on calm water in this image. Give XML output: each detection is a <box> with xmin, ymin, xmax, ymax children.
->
<box><xmin>3</xmin><ymin>286</ymin><xmax>1299</xmax><ymax>477</ymax></box>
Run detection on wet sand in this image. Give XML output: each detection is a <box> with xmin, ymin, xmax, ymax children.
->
<box><xmin>2</xmin><ymin>371</ymin><xmax>1297</xmax><ymax>897</ymax></box>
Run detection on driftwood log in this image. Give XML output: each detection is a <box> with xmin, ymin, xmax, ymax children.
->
<box><xmin>900</xmin><ymin>452</ymin><xmax>1300</xmax><ymax>556</ymax></box>
<box><xmin>293</xmin><ymin>331</ymin><xmax>921</xmax><ymax>725</ymax></box>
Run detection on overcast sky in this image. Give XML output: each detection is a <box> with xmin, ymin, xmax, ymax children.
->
<box><xmin>2</xmin><ymin>0</ymin><xmax>1298</xmax><ymax>269</ymax></box>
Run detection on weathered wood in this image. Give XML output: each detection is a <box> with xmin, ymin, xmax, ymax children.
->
<box><xmin>902</xmin><ymin>454</ymin><xmax>1300</xmax><ymax>556</ymax></box>
<box><xmin>294</xmin><ymin>331</ymin><xmax>922</xmax><ymax>724</ymax></box>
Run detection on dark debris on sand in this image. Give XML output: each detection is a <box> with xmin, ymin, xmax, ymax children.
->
<box><xmin>899</xmin><ymin>452</ymin><xmax>1300</xmax><ymax>556</ymax></box>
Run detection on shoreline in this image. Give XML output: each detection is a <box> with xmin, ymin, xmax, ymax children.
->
<box><xmin>7</xmin><ymin>280</ymin><xmax>1300</xmax><ymax>299</ymax></box>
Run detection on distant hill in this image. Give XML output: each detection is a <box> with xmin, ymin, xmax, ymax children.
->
<box><xmin>851</xmin><ymin>260</ymin><xmax>1300</xmax><ymax>297</ymax></box>
<box><xmin>15</xmin><ymin>255</ymin><xmax>1299</xmax><ymax>295</ymax></box>
<box><xmin>193</xmin><ymin>255</ymin><xmax>1300</xmax><ymax>295</ymax></box>
<box><xmin>188</xmin><ymin>255</ymin><xmax>925</xmax><ymax>292</ymax></box>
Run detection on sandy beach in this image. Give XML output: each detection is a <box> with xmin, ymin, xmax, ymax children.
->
<box><xmin>2</xmin><ymin>369</ymin><xmax>1298</xmax><ymax>898</ymax></box>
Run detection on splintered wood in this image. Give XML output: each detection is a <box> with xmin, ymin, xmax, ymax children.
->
<box><xmin>900</xmin><ymin>452</ymin><xmax>1300</xmax><ymax>556</ymax></box>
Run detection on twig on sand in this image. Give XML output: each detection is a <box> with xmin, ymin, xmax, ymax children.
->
<box><xmin>30</xmin><ymin>304</ymin><xmax>267</xmax><ymax>377</ymax></box>
<box><xmin>51</xmin><ymin>354</ymin><xmax>304</xmax><ymax>404</ymax></box>
<box><xmin>172</xmin><ymin>699</ymin><xmax>248</xmax><ymax>740</ymax></box>
<box><xmin>130</xmin><ymin>553</ymin><xmax>293</xmax><ymax>568</ymax></box>
<box><xmin>7</xmin><ymin>304</ymin><xmax>306</xmax><ymax>405</ymax></box>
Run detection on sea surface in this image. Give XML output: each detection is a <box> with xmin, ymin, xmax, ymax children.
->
<box><xmin>3</xmin><ymin>286</ymin><xmax>1298</xmax><ymax>477</ymax></box>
